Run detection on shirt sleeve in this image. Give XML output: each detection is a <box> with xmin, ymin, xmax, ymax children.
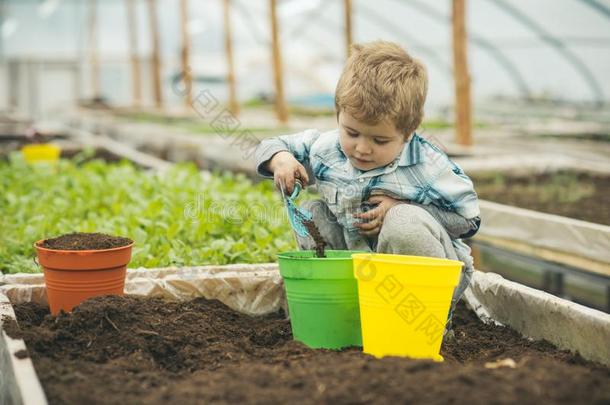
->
<box><xmin>254</xmin><ymin>129</ymin><xmax>321</xmax><ymax>178</ymax></box>
<box><xmin>429</xmin><ymin>160</ymin><xmax>480</xmax><ymax>220</ymax></box>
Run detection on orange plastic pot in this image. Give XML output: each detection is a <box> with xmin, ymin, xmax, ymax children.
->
<box><xmin>34</xmin><ymin>240</ymin><xmax>134</xmax><ymax>315</ymax></box>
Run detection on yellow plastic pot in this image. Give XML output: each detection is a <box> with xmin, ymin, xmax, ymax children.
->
<box><xmin>22</xmin><ymin>144</ymin><xmax>61</xmax><ymax>163</ymax></box>
<box><xmin>352</xmin><ymin>253</ymin><xmax>462</xmax><ymax>361</ymax></box>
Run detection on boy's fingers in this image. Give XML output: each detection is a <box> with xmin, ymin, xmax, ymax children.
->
<box><xmin>354</xmin><ymin>207</ymin><xmax>381</xmax><ymax>220</ymax></box>
<box><xmin>275</xmin><ymin>174</ymin><xmax>294</xmax><ymax>194</ymax></box>
<box><xmin>296</xmin><ymin>165</ymin><xmax>309</xmax><ymax>185</ymax></box>
<box><xmin>356</xmin><ymin>219</ymin><xmax>380</xmax><ymax>231</ymax></box>
<box><xmin>285</xmin><ymin>176</ymin><xmax>295</xmax><ymax>194</ymax></box>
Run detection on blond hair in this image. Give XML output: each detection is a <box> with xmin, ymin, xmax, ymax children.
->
<box><xmin>335</xmin><ymin>41</ymin><xmax>428</xmax><ymax>136</ymax></box>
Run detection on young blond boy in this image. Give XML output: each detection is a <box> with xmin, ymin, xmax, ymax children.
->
<box><xmin>255</xmin><ymin>41</ymin><xmax>480</xmax><ymax>315</ymax></box>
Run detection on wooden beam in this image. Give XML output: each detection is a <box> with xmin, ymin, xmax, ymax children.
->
<box><xmin>223</xmin><ymin>0</ymin><xmax>239</xmax><ymax>116</ymax></box>
<box><xmin>344</xmin><ymin>0</ymin><xmax>353</xmax><ymax>57</ymax></box>
<box><xmin>452</xmin><ymin>0</ymin><xmax>472</xmax><ymax>146</ymax></box>
<box><xmin>88</xmin><ymin>0</ymin><xmax>100</xmax><ymax>99</ymax></box>
<box><xmin>147</xmin><ymin>0</ymin><xmax>163</xmax><ymax>108</ymax></box>
<box><xmin>179</xmin><ymin>0</ymin><xmax>192</xmax><ymax>107</ymax></box>
<box><xmin>269</xmin><ymin>0</ymin><xmax>288</xmax><ymax>124</ymax></box>
<box><xmin>126</xmin><ymin>0</ymin><xmax>142</xmax><ymax>107</ymax></box>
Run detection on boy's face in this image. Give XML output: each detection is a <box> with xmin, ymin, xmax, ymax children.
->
<box><xmin>338</xmin><ymin>111</ymin><xmax>407</xmax><ymax>171</ymax></box>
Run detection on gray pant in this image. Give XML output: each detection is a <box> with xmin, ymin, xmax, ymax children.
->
<box><xmin>298</xmin><ymin>200</ymin><xmax>473</xmax><ymax>323</ymax></box>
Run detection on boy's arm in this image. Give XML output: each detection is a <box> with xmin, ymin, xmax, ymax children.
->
<box><xmin>426</xmin><ymin>161</ymin><xmax>481</xmax><ymax>238</ymax></box>
<box><xmin>255</xmin><ymin>129</ymin><xmax>321</xmax><ymax>178</ymax></box>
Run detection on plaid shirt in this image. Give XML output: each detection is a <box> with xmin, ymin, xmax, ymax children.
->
<box><xmin>256</xmin><ymin>129</ymin><xmax>480</xmax><ymax>256</ymax></box>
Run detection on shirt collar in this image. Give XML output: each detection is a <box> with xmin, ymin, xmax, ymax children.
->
<box><xmin>397</xmin><ymin>133</ymin><xmax>423</xmax><ymax>167</ymax></box>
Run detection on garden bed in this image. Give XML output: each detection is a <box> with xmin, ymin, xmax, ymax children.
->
<box><xmin>4</xmin><ymin>295</ymin><xmax>610</xmax><ymax>404</ymax></box>
<box><xmin>0</xmin><ymin>156</ymin><xmax>294</xmax><ymax>274</ymax></box>
<box><xmin>471</xmin><ymin>170</ymin><xmax>610</xmax><ymax>225</ymax></box>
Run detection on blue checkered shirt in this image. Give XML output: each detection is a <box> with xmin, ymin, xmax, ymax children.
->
<box><xmin>256</xmin><ymin>129</ymin><xmax>480</xmax><ymax>258</ymax></box>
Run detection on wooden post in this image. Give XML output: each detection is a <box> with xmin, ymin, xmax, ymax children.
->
<box><xmin>179</xmin><ymin>0</ymin><xmax>192</xmax><ymax>107</ymax></box>
<box><xmin>344</xmin><ymin>0</ymin><xmax>353</xmax><ymax>57</ymax></box>
<box><xmin>269</xmin><ymin>0</ymin><xmax>288</xmax><ymax>124</ymax></box>
<box><xmin>88</xmin><ymin>0</ymin><xmax>100</xmax><ymax>99</ymax></box>
<box><xmin>452</xmin><ymin>0</ymin><xmax>472</xmax><ymax>146</ymax></box>
<box><xmin>126</xmin><ymin>0</ymin><xmax>142</xmax><ymax>107</ymax></box>
<box><xmin>0</xmin><ymin>0</ymin><xmax>5</xmax><ymax>63</ymax></box>
<box><xmin>223</xmin><ymin>0</ymin><xmax>239</xmax><ymax>116</ymax></box>
<box><xmin>147</xmin><ymin>0</ymin><xmax>163</xmax><ymax>108</ymax></box>
<box><xmin>8</xmin><ymin>62</ymin><xmax>19</xmax><ymax>109</ymax></box>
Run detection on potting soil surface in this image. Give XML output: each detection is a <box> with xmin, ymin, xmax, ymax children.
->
<box><xmin>5</xmin><ymin>296</ymin><xmax>610</xmax><ymax>405</ymax></box>
<box><xmin>39</xmin><ymin>232</ymin><xmax>133</xmax><ymax>250</ymax></box>
<box><xmin>472</xmin><ymin>171</ymin><xmax>610</xmax><ymax>225</ymax></box>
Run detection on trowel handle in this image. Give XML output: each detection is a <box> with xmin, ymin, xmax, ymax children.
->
<box><xmin>290</xmin><ymin>179</ymin><xmax>303</xmax><ymax>200</ymax></box>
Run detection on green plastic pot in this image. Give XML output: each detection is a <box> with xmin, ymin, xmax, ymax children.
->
<box><xmin>277</xmin><ymin>250</ymin><xmax>363</xmax><ymax>349</ymax></box>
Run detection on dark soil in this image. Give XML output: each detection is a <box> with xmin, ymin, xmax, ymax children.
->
<box><xmin>472</xmin><ymin>170</ymin><xmax>610</xmax><ymax>225</ymax></box>
<box><xmin>6</xmin><ymin>295</ymin><xmax>609</xmax><ymax>405</ymax></box>
<box><xmin>300</xmin><ymin>214</ymin><xmax>327</xmax><ymax>258</ymax></box>
<box><xmin>39</xmin><ymin>232</ymin><xmax>133</xmax><ymax>251</ymax></box>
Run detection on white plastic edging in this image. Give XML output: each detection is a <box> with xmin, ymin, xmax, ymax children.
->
<box><xmin>1</xmin><ymin>263</ymin><xmax>285</xmax><ymax>316</ymax></box>
<box><xmin>477</xmin><ymin>199</ymin><xmax>610</xmax><ymax>266</ymax></box>
<box><xmin>0</xmin><ymin>291</ymin><xmax>48</xmax><ymax>405</ymax></box>
<box><xmin>458</xmin><ymin>154</ymin><xmax>610</xmax><ymax>176</ymax></box>
<box><xmin>465</xmin><ymin>270</ymin><xmax>610</xmax><ymax>367</ymax></box>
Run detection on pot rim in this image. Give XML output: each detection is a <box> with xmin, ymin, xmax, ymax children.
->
<box><xmin>277</xmin><ymin>250</ymin><xmax>367</xmax><ymax>261</ymax></box>
<box><xmin>351</xmin><ymin>253</ymin><xmax>463</xmax><ymax>268</ymax></box>
<box><xmin>34</xmin><ymin>239</ymin><xmax>135</xmax><ymax>254</ymax></box>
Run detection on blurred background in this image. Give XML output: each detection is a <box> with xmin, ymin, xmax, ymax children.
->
<box><xmin>1</xmin><ymin>0</ymin><xmax>610</xmax><ymax>121</ymax></box>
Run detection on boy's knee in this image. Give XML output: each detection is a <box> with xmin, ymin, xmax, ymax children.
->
<box><xmin>378</xmin><ymin>204</ymin><xmax>445</xmax><ymax>256</ymax></box>
<box><xmin>380</xmin><ymin>204</ymin><xmax>439</xmax><ymax>240</ymax></box>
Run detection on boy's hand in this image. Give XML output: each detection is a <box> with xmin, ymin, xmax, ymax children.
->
<box><xmin>268</xmin><ymin>151</ymin><xmax>309</xmax><ymax>194</ymax></box>
<box><xmin>353</xmin><ymin>195</ymin><xmax>405</xmax><ymax>237</ymax></box>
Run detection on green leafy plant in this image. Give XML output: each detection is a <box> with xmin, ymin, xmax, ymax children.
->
<box><xmin>0</xmin><ymin>154</ymin><xmax>297</xmax><ymax>274</ymax></box>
